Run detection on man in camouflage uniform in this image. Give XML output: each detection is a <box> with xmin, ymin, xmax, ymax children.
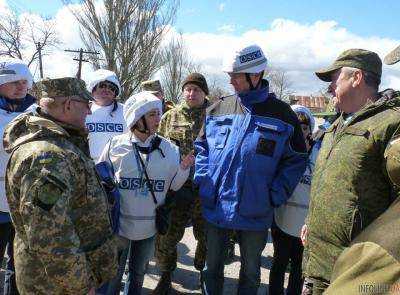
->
<box><xmin>4</xmin><ymin>77</ymin><xmax>118</xmax><ymax>295</ymax></box>
<box><xmin>324</xmin><ymin>45</ymin><xmax>400</xmax><ymax>294</ymax></box>
<box><xmin>303</xmin><ymin>49</ymin><xmax>400</xmax><ymax>294</ymax></box>
<box><xmin>141</xmin><ymin>79</ymin><xmax>174</xmax><ymax>113</ymax></box>
<box><xmin>154</xmin><ymin>73</ymin><xmax>209</xmax><ymax>293</ymax></box>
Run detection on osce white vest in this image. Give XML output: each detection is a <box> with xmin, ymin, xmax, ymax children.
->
<box><xmin>101</xmin><ymin>133</ymin><xmax>188</xmax><ymax>240</ymax></box>
<box><xmin>275</xmin><ymin>144</ymin><xmax>319</xmax><ymax>237</ymax></box>
<box><xmin>86</xmin><ymin>102</ymin><xmax>127</xmax><ymax>162</ymax></box>
<box><xmin>0</xmin><ymin>105</ymin><xmax>37</xmax><ymax>212</ymax></box>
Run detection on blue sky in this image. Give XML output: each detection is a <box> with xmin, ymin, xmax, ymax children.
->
<box><xmin>176</xmin><ymin>0</ymin><xmax>400</xmax><ymax>39</ymax></box>
<box><xmin>3</xmin><ymin>0</ymin><xmax>400</xmax><ymax>94</ymax></box>
<box><xmin>7</xmin><ymin>0</ymin><xmax>400</xmax><ymax>39</ymax></box>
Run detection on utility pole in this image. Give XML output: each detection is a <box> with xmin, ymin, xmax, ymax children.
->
<box><xmin>64</xmin><ymin>48</ymin><xmax>100</xmax><ymax>79</ymax></box>
<box><xmin>36</xmin><ymin>42</ymin><xmax>44</xmax><ymax>79</ymax></box>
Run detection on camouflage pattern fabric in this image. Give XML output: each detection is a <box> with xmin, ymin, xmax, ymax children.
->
<box><xmin>164</xmin><ymin>100</ymin><xmax>175</xmax><ymax>113</ymax></box>
<box><xmin>35</xmin><ymin>77</ymin><xmax>93</xmax><ymax>102</ymax></box>
<box><xmin>4</xmin><ymin>110</ymin><xmax>118</xmax><ymax>294</ymax></box>
<box><xmin>155</xmin><ymin>187</ymin><xmax>206</xmax><ymax>271</ymax></box>
<box><xmin>141</xmin><ymin>79</ymin><xmax>162</xmax><ymax>93</ymax></box>
<box><xmin>158</xmin><ymin>99</ymin><xmax>209</xmax><ymax>179</ymax></box>
<box><xmin>156</xmin><ymin>99</ymin><xmax>208</xmax><ymax>272</ymax></box>
<box><xmin>325</xmin><ymin>197</ymin><xmax>400</xmax><ymax>295</ymax></box>
<box><xmin>303</xmin><ymin>90</ymin><xmax>400</xmax><ymax>292</ymax></box>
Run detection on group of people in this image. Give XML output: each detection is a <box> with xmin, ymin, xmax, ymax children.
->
<box><xmin>0</xmin><ymin>40</ymin><xmax>398</xmax><ymax>295</ymax></box>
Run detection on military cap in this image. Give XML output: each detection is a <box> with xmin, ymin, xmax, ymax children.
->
<box><xmin>35</xmin><ymin>77</ymin><xmax>92</xmax><ymax>102</ymax></box>
<box><xmin>182</xmin><ymin>73</ymin><xmax>209</xmax><ymax>95</ymax></box>
<box><xmin>384</xmin><ymin>45</ymin><xmax>400</xmax><ymax>65</ymax></box>
<box><xmin>316</xmin><ymin>49</ymin><xmax>382</xmax><ymax>82</ymax></box>
<box><xmin>141</xmin><ymin>80</ymin><xmax>163</xmax><ymax>93</ymax></box>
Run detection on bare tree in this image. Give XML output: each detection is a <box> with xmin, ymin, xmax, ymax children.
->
<box><xmin>0</xmin><ymin>11</ymin><xmax>59</xmax><ymax>67</ymax></box>
<box><xmin>207</xmin><ymin>74</ymin><xmax>230</xmax><ymax>102</ymax></box>
<box><xmin>65</xmin><ymin>0</ymin><xmax>178</xmax><ymax>100</ymax></box>
<box><xmin>159</xmin><ymin>34</ymin><xmax>200</xmax><ymax>103</ymax></box>
<box><xmin>265</xmin><ymin>67</ymin><xmax>293</xmax><ymax>103</ymax></box>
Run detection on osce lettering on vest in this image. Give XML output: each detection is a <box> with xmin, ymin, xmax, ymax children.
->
<box><xmin>239</xmin><ymin>50</ymin><xmax>262</xmax><ymax>63</ymax></box>
<box><xmin>86</xmin><ymin>122</ymin><xmax>124</xmax><ymax>133</ymax></box>
<box><xmin>119</xmin><ymin>177</ymin><xmax>165</xmax><ymax>192</ymax></box>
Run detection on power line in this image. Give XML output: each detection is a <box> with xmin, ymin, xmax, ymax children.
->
<box><xmin>64</xmin><ymin>48</ymin><xmax>100</xmax><ymax>79</ymax></box>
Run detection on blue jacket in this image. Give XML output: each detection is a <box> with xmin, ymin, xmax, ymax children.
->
<box><xmin>194</xmin><ymin>81</ymin><xmax>307</xmax><ymax>231</ymax></box>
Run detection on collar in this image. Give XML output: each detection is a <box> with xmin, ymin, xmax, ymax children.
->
<box><xmin>238</xmin><ymin>79</ymin><xmax>270</xmax><ymax>110</ymax></box>
<box><xmin>0</xmin><ymin>94</ymin><xmax>35</xmax><ymax>113</ymax></box>
<box><xmin>130</xmin><ymin>132</ymin><xmax>156</xmax><ymax>147</ymax></box>
<box><xmin>180</xmin><ymin>99</ymin><xmax>209</xmax><ymax>114</ymax></box>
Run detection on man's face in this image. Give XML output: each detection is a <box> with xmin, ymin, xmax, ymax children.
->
<box><xmin>228</xmin><ymin>72</ymin><xmax>261</xmax><ymax>94</ymax></box>
<box><xmin>183</xmin><ymin>83</ymin><xmax>206</xmax><ymax>108</ymax></box>
<box><xmin>328</xmin><ymin>68</ymin><xmax>355</xmax><ymax>113</ymax></box>
<box><xmin>65</xmin><ymin>98</ymin><xmax>92</xmax><ymax>129</ymax></box>
<box><xmin>136</xmin><ymin>108</ymin><xmax>161</xmax><ymax>135</ymax></box>
<box><xmin>0</xmin><ymin>80</ymin><xmax>29</xmax><ymax>99</ymax></box>
<box><xmin>92</xmin><ymin>81</ymin><xmax>117</xmax><ymax>106</ymax></box>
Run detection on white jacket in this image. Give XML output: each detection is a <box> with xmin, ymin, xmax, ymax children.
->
<box><xmin>86</xmin><ymin>102</ymin><xmax>127</xmax><ymax>162</ymax></box>
<box><xmin>98</xmin><ymin>132</ymin><xmax>189</xmax><ymax>240</ymax></box>
<box><xmin>0</xmin><ymin>104</ymin><xmax>37</xmax><ymax>212</ymax></box>
<box><xmin>274</xmin><ymin>144</ymin><xmax>319</xmax><ymax>237</ymax></box>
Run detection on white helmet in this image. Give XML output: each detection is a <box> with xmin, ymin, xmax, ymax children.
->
<box><xmin>222</xmin><ymin>44</ymin><xmax>268</xmax><ymax>74</ymax></box>
<box><xmin>123</xmin><ymin>91</ymin><xmax>162</xmax><ymax>128</ymax></box>
<box><xmin>86</xmin><ymin>69</ymin><xmax>122</xmax><ymax>97</ymax></box>
<box><xmin>0</xmin><ymin>58</ymin><xmax>33</xmax><ymax>89</ymax></box>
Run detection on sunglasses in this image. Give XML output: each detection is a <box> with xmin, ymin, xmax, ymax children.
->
<box><xmin>97</xmin><ymin>82</ymin><xmax>118</xmax><ymax>94</ymax></box>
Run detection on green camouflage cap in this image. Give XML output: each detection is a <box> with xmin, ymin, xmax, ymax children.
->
<box><xmin>36</xmin><ymin>77</ymin><xmax>93</xmax><ymax>102</ymax></box>
<box><xmin>316</xmin><ymin>49</ymin><xmax>382</xmax><ymax>82</ymax></box>
<box><xmin>384</xmin><ymin>45</ymin><xmax>400</xmax><ymax>65</ymax></box>
<box><xmin>141</xmin><ymin>80</ymin><xmax>162</xmax><ymax>93</ymax></box>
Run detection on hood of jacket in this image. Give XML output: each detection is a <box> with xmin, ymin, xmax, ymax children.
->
<box><xmin>3</xmin><ymin>108</ymin><xmax>89</xmax><ymax>154</ymax></box>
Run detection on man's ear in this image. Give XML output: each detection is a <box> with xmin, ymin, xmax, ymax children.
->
<box><xmin>63</xmin><ymin>98</ymin><xmax>71</xmax><ymax>112</ymax></box>
<box><xmin>352</xmin><ymin>70</ymin><xmax>363</xmax><ymax>87</ymax></box>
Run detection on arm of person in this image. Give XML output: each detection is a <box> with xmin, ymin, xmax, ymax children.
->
<box><xmin>19</xmin><ymin>153</ymin><xmax>95</xmax><ymax>293</ymax></box>
<box><xmin>326</xmin><ymin>198</ymin><xmax>400</xmax><ymax>294</ymax></box>
<box><xmin>270</xmin><ymin>116</ymin><xmax>308</xmax><ymax>207</ymax></box>
<box><xmin>169</xmin><ymin>149</ymin><xmax>192</xmax><ymax>191</ymax></box>
<box><xmin>97</xmin><ymin>140</ymin><xmax>112</xmax><ymax>165</ymax></box>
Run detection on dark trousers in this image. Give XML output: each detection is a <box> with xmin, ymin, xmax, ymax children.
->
<box><xmin>203</xmin><ymin>222</ymin><xmax>268</xmax><ymax>295</ymax></box>
<box><xmin>269</xmin><ymin>226</ymin><xmax>304</xmax><ymax>295</ymax></box>
<box><xmin>0</xmin><ymin>222</ymin><xmax>18</xmax><ymax>295</ymax></box>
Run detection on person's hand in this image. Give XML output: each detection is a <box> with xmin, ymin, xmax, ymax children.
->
<box><xmin>87</xmin><ymin>287</ymin><xmax>95</xmax><ymax>295</ymax></box>
<box><xmin>180</xmin><ymin>151</ymin><xmax>195</xmax><ymax>170</ymax></box>
<box><xmin>301</xmin><ymin>224</ymin><xmax>308</xmax><ymax>246</ymax></box>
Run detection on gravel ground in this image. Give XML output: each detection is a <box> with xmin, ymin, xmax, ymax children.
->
<box><xmin>139</xmin><ymin>227</ymin><xmax>284</xmax><ymax>295</ymax></box>
<box><xmin>0</xmin><ymin>228</ymin><xmax>287</xmax><ymax>295</ymax></box>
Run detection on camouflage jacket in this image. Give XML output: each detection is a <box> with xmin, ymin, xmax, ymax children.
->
<box><xmin>325</xmin><ymin>197</ymin><xmax>400</xmax><ymax>294</ymax></box>
<box><xmin>158</xmin><ymin>99</ymin><xmax>209</xmax><ymax>181</ymax></box>
<box><xmin>4</xmin><ymin>110</ymin><xmax>118</xmax><ymax>295</ymax></box>
<box><xmin>304</xmin><ymin>89</ymin><xmax>400</xmax><ymax>287</ymax></box>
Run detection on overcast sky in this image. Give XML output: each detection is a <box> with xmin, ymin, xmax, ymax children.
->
<box><xmin>2</xmin><ymin>0</ymin><xmax>400</xmax><ymax>95</ymax></box>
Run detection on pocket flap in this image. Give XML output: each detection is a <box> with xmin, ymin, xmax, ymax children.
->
<box><xmin>255</xmin><ymin>122</ymin><xmax>285</xmax><ymax>133</ymax></box>
<box><xmin>215</xmin><ymin>118</ymin><xmax>233</xmax><ymax>126</ymax></box>
<box><xmin>344</xmin><ymin>126</ymin><xmax>370</xmax><ymax>138</ymax></box>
